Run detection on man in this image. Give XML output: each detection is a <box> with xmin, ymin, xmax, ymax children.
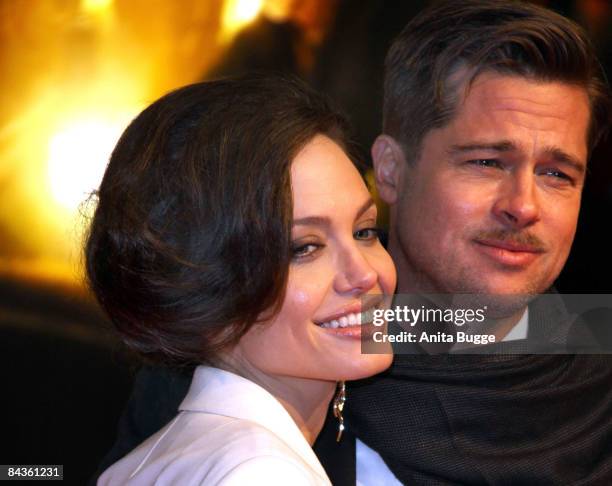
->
<box><xmin>95</xmin><ymin>1</ymin><xmax>612</xmax><ymax>484</ymax></box>
<box><xmin>323</xmin><ymin>1</ymin><xmax>612</xmax><ymax>484</ymax></box>
<box><xmin>372</xmin><ymin>1</ymin><xmax>603</xmax><ymax>323</ymax></box>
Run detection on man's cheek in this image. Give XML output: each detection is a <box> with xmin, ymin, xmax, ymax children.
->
<box><xmin>549</xmin><ymin>206</ymin><xmax>580</xmax><ymax>249</ymax></box>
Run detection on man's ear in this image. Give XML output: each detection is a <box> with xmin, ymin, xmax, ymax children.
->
<box><xmin>371</xmin><ymin>135</ymin><xmax>405</xmax><ymax>205</ymax></box>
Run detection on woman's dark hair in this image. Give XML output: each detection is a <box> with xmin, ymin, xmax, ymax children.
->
<box><xmin>85</xmin><ymin>74</ymin><xmax>355</xmax><ymax>367</ymax></box>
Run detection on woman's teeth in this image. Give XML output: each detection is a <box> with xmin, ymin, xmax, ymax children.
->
<box><xmin>319</xmin><ymin>308</ymin><xmax>375</xmax><ymax>329</ymax></box>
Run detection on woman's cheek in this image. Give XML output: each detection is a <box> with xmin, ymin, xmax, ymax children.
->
<box><xmin>286</xmin><ymin>265</ymin><xmax>329</xmax><ymax>309</ymax></box>
<box><xmin>283</xmin><ymin>286</ymin><xmax>318</xmax><ymax>323</ymax></box>
<box><xmin>367</xmin><ymin>246</ymin><xmax>397</xmax><ymax>294</ymax></box>
<box><xmin>291</xmin><ymin>288</ymin><xmax>312</xmax><ymax>306</ymax></box>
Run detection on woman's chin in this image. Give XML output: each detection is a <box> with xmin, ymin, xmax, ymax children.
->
<box><xmin>337</xmin><ymin>352</ymin><xmax>393</xmax><ymax>382</ymax></box>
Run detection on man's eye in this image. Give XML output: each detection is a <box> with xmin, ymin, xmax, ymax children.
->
<box><xmin>291</xmin><ymin>243</ymin><xmax>322</xmax><ymax>259</ymax></box>
<box><xmin>469</xmin><ymin>159</ymin><xmax>501</xmax><ymax>168</ymax></box>
<box><xmin>541</xmin><ymin>168</ymin><xmax>572</xmax><ymax>182</ymax></box>
<box><xmin>354</xmin><ymin>227</ymin><xmax>381</xmax><ymax>241</ymax></box>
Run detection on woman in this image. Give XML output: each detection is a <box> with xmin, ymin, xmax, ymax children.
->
<box><xmin>88</xmin><ymin>74</ymin><xmax>396</xmax><ymax>485</ymax></box>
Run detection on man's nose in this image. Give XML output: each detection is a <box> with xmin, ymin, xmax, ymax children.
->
<box><xmin>492</xmin><ymin>171</ymin><xmax>540</xmax><ymax>229</ymax></box>
<box><xmin>333</xmin><ymin>246</ymin><xmax>378</xmax><ymax>295</ymax></box>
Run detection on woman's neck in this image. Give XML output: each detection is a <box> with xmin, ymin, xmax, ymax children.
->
<box><xmin>219</xmin><ymin>355</ymin><xmax>336</xmax><ymax>445</ymax></box>
<box><xmin>268</xmin><ymin>376</ymin><xmax>337</xmax><ymax>445</ymax></box>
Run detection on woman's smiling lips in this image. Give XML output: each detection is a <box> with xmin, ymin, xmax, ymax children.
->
<box><xmin>313</xmin><ymin>299</ymin><xmax>384</xmax><ymax>339</ymax></box>
<box><xmin>473</xmin><ymin>238</ymin><xmax>545</xmax><ymax>267</ymax></box>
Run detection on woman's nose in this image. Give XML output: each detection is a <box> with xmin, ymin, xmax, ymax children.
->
<box><xmin>333</xmin><ymin>245</ymin><xmax>378</xmax><ymax>295</ymax></box>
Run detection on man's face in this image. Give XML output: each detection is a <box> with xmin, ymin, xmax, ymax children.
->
<box><xmin>383</xmin><ymin>73</ymin><xmax>590</xmax><ymax>297</ymax></box>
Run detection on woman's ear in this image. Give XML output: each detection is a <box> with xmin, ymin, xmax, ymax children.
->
<box><xmin>371</xmin><ymin>135</ymin><xmax>405</xmax><ymax>205</ymax></box>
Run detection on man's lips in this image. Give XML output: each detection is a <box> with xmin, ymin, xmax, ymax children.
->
<box><xmin>474</xmin><ymin>238</ymin><xmax>545</xmax><ymax>266</ymax></box>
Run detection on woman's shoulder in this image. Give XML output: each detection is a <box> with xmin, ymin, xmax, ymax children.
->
<box><xmin>215</xmin><ymin>455</ymin><xmax>320</xmax><ymax>485</ymax></box>
<box><xmin>98</xmin><ymin>412</ymin><xmax>330</xmax><ymax>485</ymax></box>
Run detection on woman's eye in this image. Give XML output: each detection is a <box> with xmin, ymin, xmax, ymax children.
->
<box><xmin>291</xmin><ymin>243</ymin><xmax>322</xmax><ymax>260</ymax></box>
<box><xmin>354</xmin><ymin>227</ymin><xmax>381</xmax><ymax>241</ymax></box>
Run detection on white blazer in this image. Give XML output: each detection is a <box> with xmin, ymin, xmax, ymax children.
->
<box><xmin>98</xmin><ymin>366</ymin><xmax>331</xmax><ymax>485</ymax></box>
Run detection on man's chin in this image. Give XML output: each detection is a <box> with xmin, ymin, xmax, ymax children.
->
<box><xmin>413</xmin><ymin>264</ymin><xmax>554</xmax><ymax>314</ymax></box>
<box><xmin>451</xmin><ymin>292</ymin><xmax>535</xmax><ymax>319</ymax></box>
<box><xmin>443</xmin><ymin>274</ymin><xmax>551</xmax><ymax>318</ymax></box>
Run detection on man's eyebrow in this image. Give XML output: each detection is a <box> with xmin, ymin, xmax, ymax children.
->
<box><xmin>448</xmin><ymin>140</ymin><xmax>517</xmax><ymax>154</ymax></box>
<box><xmin>292</xmin><ymin>197</ymin><xmax>376</xmax><ymax>227</ymax></box>
<box><xmin>449</xmin><ymin>140</ymin><xmax>585</xmax><ymax>173</ymax></box>
<box><xmin>542</xmin><ymin>146</ymin><xmax>586</xmax><ymax>174</ymax></box>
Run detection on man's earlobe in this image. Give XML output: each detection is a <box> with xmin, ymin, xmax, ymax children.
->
<box><xmin>372</xmin><ymin>135</ymin><xmax>404</xmax><ymax>205</ymax></box>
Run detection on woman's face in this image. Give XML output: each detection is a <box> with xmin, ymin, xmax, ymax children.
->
<box><xmin>234</xmin><ymin>134</ymin><xmax>396</xmax><ymax>382</ymax></box>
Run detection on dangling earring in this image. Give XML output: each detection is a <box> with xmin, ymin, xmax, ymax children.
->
<box><xmin>333</xmin><ymin>381</ymin><xmax>346</xmax><ymax>442</ymax></box>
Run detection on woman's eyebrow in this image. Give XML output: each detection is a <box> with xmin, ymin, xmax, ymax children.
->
<box><xmin>292</xmin><ymin>198</ymin><xmax>375</xmax><ymax>227</ymax></box>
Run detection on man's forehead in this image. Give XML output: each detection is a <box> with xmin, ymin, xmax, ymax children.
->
<box><xmin>464</xmin><ymin>72</ymin><xmax>588</xmax><ymax>113</ymax></box>
<box><xmin>440</xmin><ymin>72</ymin><xmax>591</xmax><ymax>158</ymax></box>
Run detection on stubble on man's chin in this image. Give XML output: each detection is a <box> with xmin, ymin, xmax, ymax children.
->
<box><xmin>409</xmin><ymin>253</ymin><xmax>548</xmax><ymax>319</ymax></box>
<box><xmin>394</xmin><ymin>225</ymin><xmax>551</xmax><ymax>315</ymax></box>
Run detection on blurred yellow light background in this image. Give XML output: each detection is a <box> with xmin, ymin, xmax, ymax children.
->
<box><xmin>0</xmin><ymin>0</ymin><xmax>266</xmax><ymax>286</ymax></box>
<box><xmin>220</xmin><ymin>0</ymin><xmax>263</xmax><ymax>43</ymax></box>
<box><xmin>82</xmin><ymin>0</ymin><xmax>115</xmax><ymax>14</ymax></box>
<box><xmin>47</xmin><ymin>116</ymin><xmax>129</xmax><ymax>211</ymax></box>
